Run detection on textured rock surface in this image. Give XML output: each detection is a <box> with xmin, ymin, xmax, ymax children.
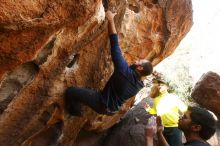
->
<box><xmin>191</xmin><ymin>71</ymin><xmax>220</xmax><ymax>119</ymax></box>
<box><xmin>95</xmin><ymin>102</ymin><xmax>152</xmax><ymax>146</ymax></box>
<box><xmin>0</xmin><ymin>0</ymin><xmax>193</xmax><ymax>145</ymax></box>
<box><xmin>75</xmin><ymin>101</ymin><xmax>153</xmax><ymax>146</ymax></box>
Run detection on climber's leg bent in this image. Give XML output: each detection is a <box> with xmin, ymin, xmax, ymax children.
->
<box><xmin>65</xmin><ymin>87</ymin><xmax>83</xmax><ymax>116</ymax></box>
<box><xmin>65</xmin><ymin>87</ymin><xmax>107</xmax><ymax>116</ymax></box>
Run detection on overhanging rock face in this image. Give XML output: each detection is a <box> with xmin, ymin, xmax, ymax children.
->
<box><xmin>0</xmin><ymin>0</ymin><xmax>193</xmax><ymax>145</ymax></box>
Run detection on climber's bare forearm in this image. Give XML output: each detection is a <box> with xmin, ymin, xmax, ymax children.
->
<box><xmin>106</xmin><ymin>10</ymin><xmax>117</xmax><ymax>34</ymax></box>
<box><xmin>108</xmin><ymin>20</ymin><xmax>117</xmax><ymax>34</ymax></box>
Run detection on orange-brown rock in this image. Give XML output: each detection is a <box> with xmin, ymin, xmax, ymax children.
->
<box><xmin>191</xmin><ymin>71</ymin><xmax>220</xmax><ymax>119</ymax></box>
<box><xmin>0</xmin><ymin>0</ymin><xmax>193</xmax><ymax>145</ymax></box>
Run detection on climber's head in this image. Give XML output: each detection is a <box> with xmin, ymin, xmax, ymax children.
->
<box><xmin>130</xmin><ymin>59</ymin><xmax>153</xmax><ymax>77</ymax></box>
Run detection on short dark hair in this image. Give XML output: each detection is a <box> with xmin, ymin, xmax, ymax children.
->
<box><xmin>189</xmin><ymin>106</ymin><xmax>216</xmax><ymax>140</ymax></box>
<box><xmin>141</xmin><ymin>61</ymin><xmax>153</xmax><ymax>76</ymax></box>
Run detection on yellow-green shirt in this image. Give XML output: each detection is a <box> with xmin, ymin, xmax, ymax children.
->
<box><xmin>148</xmin><ymin>91</ymin><xmax>187</xmax><ymax>127</ymax></box>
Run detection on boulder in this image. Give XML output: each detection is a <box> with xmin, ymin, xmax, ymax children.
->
<box><xmin>0</xmin><ymin>0</ymin><xmax>193</xmax><ymax>145</ymax></box>
<box><xmin>192</xmin><ymin>71</ymin><xmax>220</xmax><ymax>119</ymax></box>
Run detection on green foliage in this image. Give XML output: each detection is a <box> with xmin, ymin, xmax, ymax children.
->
<box><xmin>157</xmin><ymin>65</ymin><xmax>194</xmax><ymax>105</ymax></box>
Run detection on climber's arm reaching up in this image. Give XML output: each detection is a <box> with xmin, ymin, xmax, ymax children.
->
<box><xmin>105</xmin><ymin>10</ymin><xmax>117</xmax><ymax>34</ymax></box>
<box><xmin>105</xmin><ymin>10</ymin><xmax>129</xmax><ymax>71</ymax></box>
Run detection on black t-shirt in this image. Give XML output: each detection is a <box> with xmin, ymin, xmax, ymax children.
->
<box><xmin>183</xmin><ymin>140</ymin><xmax>211</xmax><ymax>146</ymax></box>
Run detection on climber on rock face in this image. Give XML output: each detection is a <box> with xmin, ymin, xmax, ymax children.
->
<box><xmin>64</xmin><ymin>10</ymin><xmax>153</xmax><ymax>116</ymax></box>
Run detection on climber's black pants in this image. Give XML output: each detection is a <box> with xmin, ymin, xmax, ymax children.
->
<box><xmin>65</xmin><ymin>87</ymin><xmax>110</xmax><ymax>115</ymax></box>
